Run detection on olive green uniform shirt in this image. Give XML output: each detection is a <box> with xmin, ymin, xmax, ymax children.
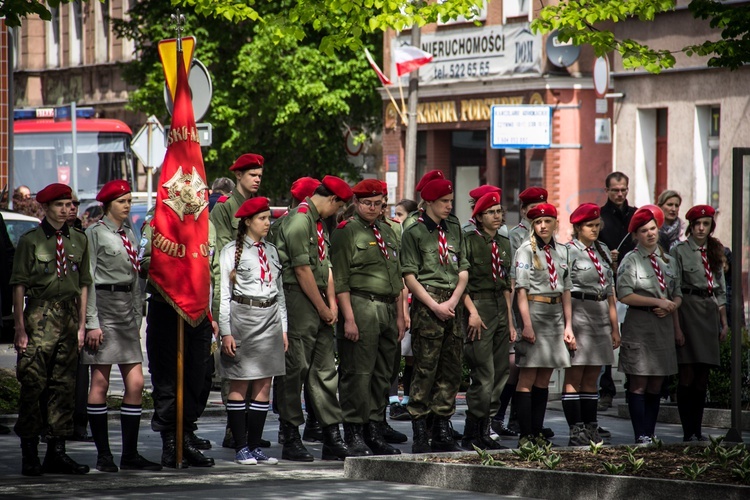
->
<box><xmin>210</xmin><ymin>190</ymin><xmax>249</xmax><ymax>251</ymax></box>
<box><xmin>275</xmin><ymin>197</ymin><xmax>330</xmax><ymax>288</ymax></box>
<box><xmin>331</xmin><ymin>213</ymin><xmax>403</xmax><ymax>298</ymax></box>
<box><xmin>463</xmin><ymin>227</ymin><xmax>511</xmax><ymax>294</ymax></box>
<box><xmin>669</xmin><ymin>236</ymin><xmax>726</xmax><ymax>306</ymax></box>
<box><xmin>85</xmin><ymin>216</ymin><xmax>142</xmax><ymax>330</ymax></box>
<box><xmin>400</xmin><ymin>213</ymin><xmax>469</xmax><ymax>289</ymax></box>
<box><xmin>10</xmin><ymin>218</ymin><xmax>92</xmax><ymax>300</ymax></box>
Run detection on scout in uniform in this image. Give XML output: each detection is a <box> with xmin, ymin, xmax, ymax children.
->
<box><xmin>514</xmin><ymin>203</ymin><xmax>575</xmax><ymax>446</ymax></box>
<box><xmin>400</xmin><ymin>178</ymin><xmax>469</xmax><ymax>453</ymax></box>
<box><xmin>273</xmin><ymin>175</ymin><xmax>354</xmax><ymax>461</ymax></box>
<box><xmin>400</xmin><ymin>169</ymin><xmax>451</xmax><ymax>230</ymax></box>
<box><xmin>219</xmin><ymin>197</ymin><xmax>287</xmax><ymax>465</ymax></box>
<box><xmin>139</xmin><ymin>214</ymin><xmax>216</xmax><ymax>468</ymax></box>
<box><xmin>11</xmin><ymin>183</ymin><xmax>92</xmax><ymax>476</ymax></box>
<box><xmin>616</xmin><ymin>207</ymin><xmax>681</xmax><ymax>444</ymax></box>
<box><xmin>562</xmin><ymin>203</ymin><xmax>621</xmax><ymax>445</ymax></box>
<box><xmin>460</xmin><ymin>192</ymin><xmax>514</xmax><ymax>450</ymax></box>
<box><xmin>670</xmin><ymin>205</ymin><xmax>728</xmax><ymax>441</ymax></box>
<box><xmin>82</xmin><ymin>180</ymin><xmax>161</xmax><ymax>472</ymax></box>
<box><xmin>331</xmin><ymin>179</ymin><xmax>407</xmax><ymax>456</ymax></box>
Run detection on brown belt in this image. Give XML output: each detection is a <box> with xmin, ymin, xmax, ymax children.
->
<box><xmin>527</xmin><ymin>294</ymin><xmax>562</xmax><ymax>305</ymax></box>
<box><xmin>232</xmin><ymin>295</ymin><xmax>277</xmax><ymax>308</ymax></box>
<box><xmin>423</xmin><ymin>284</ymin><xmax>454</xmax><ymax>300</ymax></box>
<box><xmin>349</xmin><ymin>290</ymin><xmax>398</xmax><ymax>304</ymax></box>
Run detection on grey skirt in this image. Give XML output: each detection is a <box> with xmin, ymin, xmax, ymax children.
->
<box><xmin>220</xmin><ymin>301</ymin><xmax>286</xmax><ymax>380</ymax></box>
<box><xmin>677</xmin><ymin>294</ymin><xmax>721</xmax><ymax>366</ymax></box>
<box><xmin>515</xmin><ymin>301</ymin><xmax>571</xmax><ymax>369</ymax></box>
<box><xmin>570</xmin><ymin>298</ymin><xmax>614</xmax><ymax>366</ymax></box>
<box><xmin>82</xmin><ymin>290</ymin><xmax>143</xmax><ymax>365</ymax></box>
<box><xmin>618</xmin><ymin>308</ymin><xmax>678</xmax><ymax>376</ymax></box>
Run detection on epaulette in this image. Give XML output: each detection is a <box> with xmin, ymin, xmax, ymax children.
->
<box><xmin>336</xmin><ymin>219</ymin><xmax>351</xmax><ymax>229</ymax></box>
<box><xmin>217</xmin><ymin>195</ymin><xmax>228</xmax><ymax>204</ymax></box>
<box><xmin>389</xmin><ymin>217</ymin><xmax>401</xmax><ymax>225</ymax></box>
<box><xmin>297</xmin><ymin>205</ymin><xmax>309</xmax><ymax>214</ymax></box>
<box><xmin>73</xmin><ymin>226</ymin><xmax>86</xmax><ymax>235</ymax></box>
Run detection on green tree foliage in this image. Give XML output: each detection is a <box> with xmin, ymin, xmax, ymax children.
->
<box><xmin>532</xmin><ymin>0</ymin><xmax>750</xmax><ymax>74</ymax></box>
<box><xmin>0</xmin><ymin>0</ymin><xmax>88</xmax><ymax>27</ymax></box>
<box><xmin>114</xmin><ymin>2</ymin><xmax>382</xmax><ymax>199</ymax></box>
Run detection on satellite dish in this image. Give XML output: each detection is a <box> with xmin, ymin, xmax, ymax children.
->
<box><xmin>546</xmin><ymin>30</ymin><xmax>581</xmax><ymax>68</ymax></box>
<box><xmin>163</xmin><ymin>59</ymin><xmax>213</xmax><ymax>122</ymax></box>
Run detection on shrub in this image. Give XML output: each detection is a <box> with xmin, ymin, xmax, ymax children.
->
<box><xmin>707</xmin><ymin>328</ymin><xmax>750</xmax><ymax>408</ymax></box>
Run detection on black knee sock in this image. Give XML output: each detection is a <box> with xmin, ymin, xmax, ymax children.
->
<box><xmin>247</xmin><ymin>400</ymin><xmax>270</xmax><ymax>450</ymax></box>
<box><xmin>495</xmin><ymin>383</ymin><xmax>516</xmax><ymax>422</ymax></box>
<box><xmin>226</xmin><ymin>399</ymin><xmax>247</xmax><ymax>452</ymax></box>
<box><xmin>693</xmin><ymin>388</ymin><xmax>707</xmax><ymax>438</ymax></box>
<box><xmin>676</xmin><ymin>384</ymin><xmax>692</xmax><ymax>439</ymax></box>
<box><xmin>627</xmin><ymin>392</ymin><xmax>646</xmax><ymax>440</ymax></box>
<box><xmin>87</xmin><ymin>403</ymin><xmax>111</xmax><ymax>456</ymax></box>
<box><xmin>120</xmin><ymin>403</ymin><xmax>142</xmax><ymax>459</ymax></box>
<box><xmin>530</xmin><ymin>386</ymin><xmax>549</xmax><ymax>436</ymax></box>
<box><xmin>402</xmin><ymin>364</ymin><xmax>414</xmax><ymax>397</ymax></box>
<box><xmin>516</xmin><ymin>391</ymin><xmax>532</xmax><ymax>437</ymax></box>
<box><xmin>561</xmin><ymin>391</ymin><xmax>581</xmax><ymax>426</ymax></box>
<box><xmin>580</xmin><ymin>392</ymin><xmax>599</xmax><ymax>425</ymax></box>
<box><xmin>644</xmin><ymin>392</ymin><xmax>661</xmax><ymax>438</ymax></box>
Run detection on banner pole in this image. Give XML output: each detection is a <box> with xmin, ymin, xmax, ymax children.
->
<box><xmin>384</xmin><ymin>84</ymin><xmax>408</xmax><ymax>126</ymax></box>
<box><xmin>176</xmin><ymin>315</ymin><xmax>185</xmax><ymax>468</ymax></box>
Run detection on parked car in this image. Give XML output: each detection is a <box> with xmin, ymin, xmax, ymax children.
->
<box><xmin>1</xmin><ymin>211</ymin><xmax>40</xmax><ymax>342</ymax></box>
<box><xmin>1</xmin><ymin>210</ymin><xmax>40</xmax><ymax>247</ymax></box>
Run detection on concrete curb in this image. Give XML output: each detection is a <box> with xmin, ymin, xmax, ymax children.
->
<box><xmin>344</xmin><ymin>451</ymin><xmax>750</xmax><ymax>500</ymax></box>
<box><xmin>616</xmin><ymin>403</ymin><xmax>750</xmax><ymax>430</ymax></box>
<box><xmin>0</xmin><ymin>404</ymin><xmax>228</xmax><ymax>426</ymax></box>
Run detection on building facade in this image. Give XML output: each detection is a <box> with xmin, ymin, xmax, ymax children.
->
<box><xmin>381</xmin><ymin>1</ymin><xmax>614</xmax><ymax>235</ymax></box>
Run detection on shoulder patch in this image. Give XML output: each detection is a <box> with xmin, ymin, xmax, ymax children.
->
<box><xmin>297</xmin><ymin>205</ymin><xmax>309</xmax><ymax>214</ymax></box>
<box><xmin>217</xmin><ymin>195</ymin><xmax>228</xmax><ymax>203</ymax></box>
<box><xmin>337</xmin><ymin>219</ymin><xmax>351</xmax><ymax>229</ymax></box>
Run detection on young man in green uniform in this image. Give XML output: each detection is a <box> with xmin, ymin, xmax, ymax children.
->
<box><xmin>11</xmin><ymin>183</ymin><xmax>92</xmax><ymax>476</ymax></box>
<box><xmin>273</xmin><ymin>175</ymin><xmax>355</xmax><ymax>461</ymax></box>
<box><xmin>400</xmin><ymin>178</ymin><xmax>469</xmax><ymax>453</ymax></box>
<box><xmin>461</xmin><ymin>191</ymin><xmax>515</xmax><ymax>450</ymax></box>
<box><xmin>331</xmin><ymin>179</ymin><xmax>407</xmax><ymax>456</ymax></box>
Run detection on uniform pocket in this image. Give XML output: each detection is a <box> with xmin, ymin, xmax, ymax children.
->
<box><xmin>35</xmin><ymin>252</ymin><xmax>55</xmax><ymax>275</ymax></box>
<box><xmin>221</xmin><ymin>337</ymin><xmax>242</xmax><ymax>364</ymax></box>
<box><xmin>620</xmin><ymin>340</ymin><xmax>641</xmax><ymax>352</ymax></box>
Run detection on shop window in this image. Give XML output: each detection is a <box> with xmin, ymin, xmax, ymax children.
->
<box><xmin>70</xmin><ymin>1</ymin><xmax>83</xmax><ymax>66</ymax></box>
<box><xmin>96</xmin><ymin>0</ymin><xmax>111</xmax><ymax>63</ymax></box>
<box><xmin>47</xmin><ymin>7</ymin><xmax>60</xmax><ymax>68</ymax></box>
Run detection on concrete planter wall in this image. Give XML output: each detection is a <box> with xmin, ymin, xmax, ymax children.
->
<box><xmin>345</xmin><ymin>452</ymin><xmax>750</xmax><ymax>500</ymax></box>
<box><xmin>617</xmin><ymin>404</ymin><xmax>750</xmax><ymax>430</ymax></box>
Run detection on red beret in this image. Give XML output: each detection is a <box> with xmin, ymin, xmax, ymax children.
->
<box><xmin>229</xmin><ymin>153</ymin><xmax>264</xmax><ymax>172</ymax></box>
<box><xmin>421</xmin><ymin>179</ymin><xmax>453</xmax><ymax>202</ymax></box>
<box><xmin>36</xmin><ymin>183</ymin><xmax>73</xmax><ymax>204</ymax></box>
<box><xmin>380</xmin><ymin>180</ymin><xmax>389</xmax><ymax>196</ymax></box>
<box><xmin>472</xmin><ymin>192</ymin><xmax>501</xmax><ymax>219</ymax></box>
<box><xmin>96</xmin><ymin>179</ymin><xmax>131</xmax><ymax>204</ymax></box>
<box><xmin>290</xmin><ymin>177</ymin><xmax>321</xmax><ymax>202</ymax></box>
<box><xmin>640</xmin><ymin>204</ymin><xmax>665</xmax><ymax>228</ymax></box>
<box><xmin>519</xmin><ymin>187</ymin><xmax>548</xmax><ymax>205</ymax></box>
<box><xmin>352</xmin><ymin>179</ymin><xmax>384</xmax><ymax>199</ymax></box>
<box><xmin>416</xmin><ymin>170</ymin><xmax>444</xmax><ymax>192</ymax></box>
<box><xmin>527</xmin><ymin>203</ymin><xmax>557</xmax><ymax>220</ymax></box>
<box><xmin>628</xmin><ymin>207</ymin><xmax>660</xmax><ymax>233</ymax></box>
<box><xmin>322</xmin><ymin>175</ymin><xmax>353</xmax><ymax>202</ymax></box>
<box><xmin>685</xmin><ymin>204</ymin><xmax>715</xmax><ymax>222</ymax></box>
<box><xmin>235</xmin><ymin>197</ymin><xmax>270</xmax><ymax>219</ymax></box>
<box><xmin>469</xmin><ymin>185</ymin><xmax>502</xmax><ymax>202</ymax></box>
<box><xmin>570</xmin><ymin>203</ymin><xmax>601</xmax><ymax>225</ymax></box>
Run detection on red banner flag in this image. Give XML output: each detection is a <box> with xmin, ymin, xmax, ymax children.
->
<box><xmin>150</xmin><ymin>42</ymin><xmax>210</xmax><ymax>326</ymax></box>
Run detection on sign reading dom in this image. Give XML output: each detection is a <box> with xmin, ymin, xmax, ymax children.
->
<box><xmin>490</xmin><ymin>105</ymin><xmax>552</xmax><ymax>149</ymax></box>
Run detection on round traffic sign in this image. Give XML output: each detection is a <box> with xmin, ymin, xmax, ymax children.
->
<box><xmin>164</xmin><ymin>59</ymin><xmax>213</xmax><ymax>122</ymax></box>
<box><xmin>593</xmin><ymin>56</ymin><xmax>610</xmax><ymax>98</ymax></box>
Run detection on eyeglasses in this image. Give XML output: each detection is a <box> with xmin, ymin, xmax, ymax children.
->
<box><xmin>482</xmin><ymin>209</ymin><xmax>503</xmax><ymax>217</ymax></box>
<box><xmin>359</xmin><ymin>200</ymin><xmax>384</xmax><ymax>208</ymax></box>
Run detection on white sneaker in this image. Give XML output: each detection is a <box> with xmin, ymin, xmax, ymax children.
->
<box><xmin>250</xmin><ymin>447</ymin><xmax>279</xmax><ymax>465</ymax></box>
<box><xmin>235</xmin><ymin>446</ymin><xmax>258</xmax><ymax>465</ymax></box>
<box><xmin>636</xmin><ymin>435</ymin><xmax>652</xmax><ymax>445</ymax></box>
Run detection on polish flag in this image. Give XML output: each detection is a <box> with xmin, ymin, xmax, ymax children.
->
<box><xmin>394</xmin><ymin>45</ymin><xmax>434</xmax><ymax>77</ymax></box>
<box><xmin>364</xmin><ymin>48</ymin><xmax>392</xmax><ymax>85</ymax></box>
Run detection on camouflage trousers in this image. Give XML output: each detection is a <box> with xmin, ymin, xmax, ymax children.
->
<box><xmin>15</xmin><ymin>300</ymin><xmax>79</xmax><ymax>439</ymax></box>
<box><xmin>407</xmin><ymin>296</ymin><xmax>463</xmax><ymax>419</ymax></box>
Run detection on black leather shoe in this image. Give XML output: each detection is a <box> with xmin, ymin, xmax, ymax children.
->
<box><xmin>431</xmin><ymin>416</ymin><xmax>461</xmax><ymax>452</ymax></box>
<box><xmin>541</xmin><ymin>427</ymin><xmax>555</xmax><ymax>439</ymax></box>
<box><xmin>222</xmin><ymin>427</ymin><xmax>235</xmax><ymax>449</ymax></box>
<box><xmin>479</xmin><ymin>418</ymin><xmax>504</xmax><ymax>450</ymax></box>
<box><xmin>21</xmin><ymin>438</ymin><xmax>43</xmax><ymax>477</ymax></box>
<box><xmin>280</xmin><ymin>420</ymin><xmax>314</xmax><ymax>462</ymax></box>
<box><xmin>42</xmin><ymin>438</ymin><xmax>90</xmax><ymax>474</ymax></box>
<box><xmin>491</xmin><ymin>419</ymin><xmax>519</xmax><ymax>437</ymax></box>
<box><xmin>302</xmin><ymin>416</ymin><xmax>324</xmax><ymax>443</ymax></box>
<box><xmin>160</xmin><ymin>432</ymin><xmax>188</xmax><ymax>469</ymax></box>
<box><xmin>186</xmin><ymin>431</ymin><xmax>211</xmax><ymax>450</ymax></box>
<box><xmin>259</xmin><ymin>438</ymin><xmax>271</xmax><ymax>448</ymax></box>
<box><xmin>342</xmin><ymin>423</ymin><xmax>373</xmax><ymax>456</ymax></box>
<box><xmin>389</xmin><ymin>402</ymin><xmax>412</xmax><ymax>421</ymax></box>
<box><xmin>96</xmin><ymin>454</ymin><xmax>119</xmax><ymax>473</ymax></box>
<box><xmin>120</xmin><ymin>453</ymin><xmax>163</xmax><ymax>471</ymax></box>
<box><xmin>67</xmin><ymin>431</ymin><xmax>94</xmax><ymax>442</ymax></box>
<box><xmin>183</xmin><ymin>440</ymin><xmax>215</xmax><ymax>467</ymax></box>
<box><xmin>381</xmin><ymin>418</ymin><xmax>408</xmax><ymax>444</ymax></box>
<box><xmin>321</xmin><ymin>424</ymin><xmax>354</xmax><ymax>460</ymax></box>
<box><xmin>411</xmin><ymin>419</ymin><xmax>431</xmax><ymax>454</ymax></box>
<box><xmin>364</xmin><ymin>422</ymin><xmax>400</xmax><ymax>455</ymax></box>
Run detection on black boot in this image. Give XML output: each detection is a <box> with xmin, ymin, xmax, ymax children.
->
<box><xmin>160</xmin><ymin>431</ymin><xmax>187</xmax><ymax>469</ymax></box>
<box><xmin>411</xmin><ymin>418</ymin><xmax>431</xmax><ymax>454</ymax></box>
<box><xmin>186</xmin><ymin>431</ymin><xmax>212</xmax><ymax>450</ymax></box>
<box><xmin>460</xmin><ymin>414</ymin><xmax>483</xmax><ymax>450</ymax></box>
<box><xmin>42</xmin><ymin>438</ymin><xmax>90</xmax><ymax>474</ymax></box>
<box><xmin>343</xmin><ymin>423</ymin><xmax>373</xmax><ymax>456</ymax></box>
<box><xmin>21</xmin><ymin>437</ymin><xmax>42</xmax><ymax>476</ymax></box>
<box><xmin>364</xmin><ymin>422</ymin><xmax>401</xmax><ymax>455</ymax></box>
<box><xmin>431</xmin><ymin>416</ymin><xmax>461</xmax><ymax>452</ymax></box>
<box><xmin>183</xmin><ymin>435</ymin><xmax>215</xmax><ymax>467</ymax></box>
<box><xmin>280</xmin><ymin>420</ymin><xmax>314</xmax><ymax>462</ymax></box>
<box><xmin>277</xmin><ymin>421</ymin><xmax>286</xmax><ymax>445</ymax></box>
<box><xmin>381</xmin><ymin>413</ymin><xmax>408</xmax><ymax>443</ymax></box>
<box><xmin>479</xmin><ymin>418</ymin><xmax>504</xmax><ymax>450</ymax></box>
<box><xmin>321</xmin><ymin>424</ymin><xmax>353</xmax><ymax>461</ymax></box>
<box><xmin>302</xmin><ymin>414</ymin><xmax>324</xmax><ymax>442</ymax></box>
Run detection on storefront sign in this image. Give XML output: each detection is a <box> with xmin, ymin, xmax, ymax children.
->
<box><xmin>394</xmin><ymin>23</ymin><xmax>542</xmax><ymax>86</ymax></box>
<box><xmin>490</xmin><ymin>105</ymin><xmax>552</xmax><ymax>149</ymax></box>
<box><xmin>386</xmin><ymin>96</ymin><xmax>533</xmax><ymax>126</ymax></box>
